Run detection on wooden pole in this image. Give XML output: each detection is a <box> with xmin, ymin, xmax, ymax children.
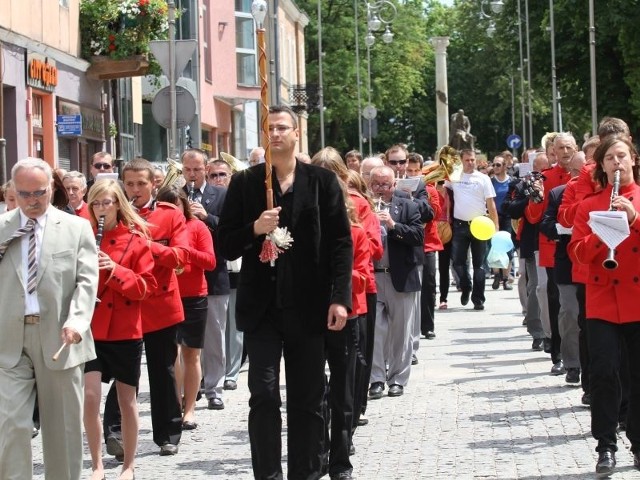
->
<box><xmin>256</xmin><ymin>27</ymin><xmax>273</xmax><ymax>210</ymax></box>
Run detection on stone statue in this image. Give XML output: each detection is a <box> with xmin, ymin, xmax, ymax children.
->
<box><xmin>449</xmin><ymin>109</ymin><xmax>475</xmax><ymax>151</ymax></box>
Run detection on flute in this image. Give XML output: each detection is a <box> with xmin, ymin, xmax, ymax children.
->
<box><xmin>602</xmin><ymin>170</ymin><xmax>621</xmax><ymax>270</ymax></box>
<box><xmin>95</xmin><ymin>215</ymin><xmax>106</xmax><ymax>251</ymax></box>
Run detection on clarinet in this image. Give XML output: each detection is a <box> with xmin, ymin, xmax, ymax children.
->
<box><xmin>95</xmin><ymin>215</ymin><xmax>106</xmax><ymax>251</ymax></box>
<box><xmin>602</xmin><ymin>170</ymin><xmax>621</xmax><ymax>270</ymax></box>
<box><xmin>188</xmin><ymin>181</ymin><xmax>196</xmax><ymax>202</ymax></box>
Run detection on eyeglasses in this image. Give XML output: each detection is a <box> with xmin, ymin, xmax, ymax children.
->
<box><xmin>90</xmin><ymin>199</ymin><xmax>118</xmax><ymax>208</ymax></box>
<box><xmin>268</xmin><ymin>125</ymin><xmax>294</xmax><ymax>135</ymax></box>
<box><xmin>388</xmin><ymin>159</ymin><xmax>407</xmax><ymax>166</ymax></box>
<box><xmin>209</xmin><ymin>172</ymin><xmax>228</xmax><ymax>179</ymax></box>
<box><xmin>370</xmin><ymin>183</ymin><xmax>393</xmax><ymax>190</ymax></box>
<box><xmin>17</xmin><ymin>189</ymin><xmax>48</xmax><ymax>199</ymax></box>
<box><xmin>493</xmin><ymin>163</ymin><xmax>503</xmax><ymax>168</ymax></box>
<box><xmin>93</xmin><ymin>163</ymin><xmax>112</xmax><ymax>170</ymax></box>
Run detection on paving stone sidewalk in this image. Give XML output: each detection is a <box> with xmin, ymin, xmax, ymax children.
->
<box><xmin>32</xmin><ymin>283</ymin><xmax>637</xmax><ymax>479</ymax></box>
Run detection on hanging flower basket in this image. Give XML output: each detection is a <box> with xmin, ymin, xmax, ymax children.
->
<box><xmin>80</xmin><ymin>0</ymin><xmax>170</xmax><ymax>79</ymax></box>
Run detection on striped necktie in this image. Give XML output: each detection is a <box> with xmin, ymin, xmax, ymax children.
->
<box><xmin>0</xmin><ymin>218</ymin><xmax>36</xmax><ymax>262</ymax></box>
<box><xmin>26</xmin><ymin>220</ymin><xmax>38</xmax><ymax>294</ymax></box>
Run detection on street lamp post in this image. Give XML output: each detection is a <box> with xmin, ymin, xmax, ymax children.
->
<box><xmin>354</xmin><ymin>0</ymin><xmax>363</xmax><ymax>152</ymax></box>
<box><xmin>589</xmin><ymin>0</ymin><xmax>597</xmax><ymax>135</ymax></box>
<box><xmin>549</xmin><ymin>0</ymin><xmax>558</xmax><ymax>132</ymax></box>
<box><xmin>361</xmin><ymin>0</ymin><xmax>397</xmax><ymax>155</ymax></box>
<box><xmin>251</xmin><ymin>0</ymin><xmax>274</xmax><ymax>210</ymax></box>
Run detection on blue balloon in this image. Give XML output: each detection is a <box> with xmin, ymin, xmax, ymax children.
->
<box><xmin>491</xmin><ymin>231</ymin><xmax>514</xmax><ymax>254</ymax></box>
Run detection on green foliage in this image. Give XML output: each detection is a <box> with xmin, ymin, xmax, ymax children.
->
<box><xmin>299</xmin><ymin>0</ymin><xmax>640</xmax><ymax>159</ymax></box>
<box><xmin>79</xmin><ymin>0</ymin><xmax>170</xmax><ymax>61</ymax></box>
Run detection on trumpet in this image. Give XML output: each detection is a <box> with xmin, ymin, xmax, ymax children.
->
<box><xmin>602</xmin><ymin>169</ymin><xmax>621</xmax><ymax>270</ymax></box>
<box><xmin>95</xmin><ymin>215</ymin><xmax>106</xmax><ymax>251</ymax></box>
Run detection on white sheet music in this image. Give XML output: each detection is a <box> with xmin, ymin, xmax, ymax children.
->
<box><xmin>556</xmin><ymin>223</ymin><xmax>573</xmax><ymax>235</ymax></box>
<box><xmin>588</xmin><ymin>210</ymin><xmax>630</xmax><ymax>249</ymax></box>
<box><xmin>396</xmin><ymin>176</ymin><xmax>421</xmax><ymax>193</ymax></box>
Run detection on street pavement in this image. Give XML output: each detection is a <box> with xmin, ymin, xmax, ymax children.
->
<box><xmin>32</xmin><ymin>278</ymin><xmax>639</xmax><ymax>479</ymax></box>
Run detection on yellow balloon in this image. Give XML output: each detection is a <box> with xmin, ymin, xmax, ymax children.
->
<box><xmin>470</xmin><ymin>216</ymin><xmax>495</xmax><ymax>241</ymax></box>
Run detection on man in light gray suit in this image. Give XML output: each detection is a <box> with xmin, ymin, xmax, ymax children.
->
<box><xmin>0</xmin><ymin>158</ymin><xmax>98</xmax><ymax>480</ymax></box>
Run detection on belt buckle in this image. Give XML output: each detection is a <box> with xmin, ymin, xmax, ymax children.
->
<box><xmin>24</xmin><ymin>315</ymin><xmax>40</xmax><ymax>324</ymax></box>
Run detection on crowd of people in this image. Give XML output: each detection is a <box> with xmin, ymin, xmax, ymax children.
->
<box><xmin>0</xmin><ymin>109</ymin><xmax>639</xmax><ymax>480</ymax></box>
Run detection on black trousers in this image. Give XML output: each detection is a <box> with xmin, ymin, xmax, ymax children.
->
<box><xmin>324</xmin><ymin>318</ymin><xmax>358</xmax><ymax>477</ymax></box>
<box><xmin>576</xmin><ymin>284</ymin><xmax>590</xmax><ymax>394</ymax></box>
<box><xmin>354</xmin><ymin>292</ymin><xmax>377</xmax><ymax>420</ymax></box>
<box><xmin>104</xmin><ymin>325</ymin><xmax>182</xmax><ymax>447</ymax></box>
<box><xmin>451</xmin><ymin>221</ymin><xmax>487</xmax><ymax>306</ymax></box>
<box><xmin>420</xmin><ymin>252</ymin><xmax>437</xmax><ymax>334</ymax></box>
<box><xmin>587</xmin><ymin>318</ymin><xmax>640</xmax><ymax>453</ymax></box>
<box><xmin>244</xmin><ymin>309</ymin><xmax>326</xmax><ymax>480</ymax></box>
<box><xmin>546</xmin><ymin>267</ymin><xmax>561</xmax><ymax>364</ymax></box>
<box><xmin>438</xmin><ymin>242</ymin><xmax>452</xmax><ymax>303</ymax></box>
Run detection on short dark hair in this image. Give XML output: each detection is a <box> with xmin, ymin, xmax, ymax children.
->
<box><xmin>122</xmin><ymin>158</ymin><xmax>154</xmax><ymax>182</ymax></box>
<box><xmin>181</xmin><ymin>148</ymin><xmax>208</xmax><ymax>165</ymax></box>
<box><xmin>597</xmin><ymin>117</ymin><xmax>631</xmax><ymax>140</ymax></box>
<box><xmin>155</xmin><ymin>184</ymin><xmax>194</xmax><ymax>220</ymax></box>
<box><xmin>269</xmin><ymin>105</ymin><xmax>298</xmax><ymax>129</ymax></box>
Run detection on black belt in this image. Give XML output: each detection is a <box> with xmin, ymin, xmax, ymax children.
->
<box><xmin>374</xmin><ymin>267</ymin><xmax>390</xmax><ymax>273</ymax></box>
<box><xmin>453</xmin><ymin>218</ymin><xmax>472</xmax><ymax>225</ymax></box>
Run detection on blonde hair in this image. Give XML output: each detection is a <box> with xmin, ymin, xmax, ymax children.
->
<box><xmin>87</xmin><ymin>179</ymin><xmax>150</xmax><ymax>238</ymax></box>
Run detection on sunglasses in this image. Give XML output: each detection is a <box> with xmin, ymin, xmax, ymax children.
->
<box><xmin>93</xmin><ymin>162</ymin><xmax>112</xmax><ymax>170</ymax></box>
<box><xmin>17</xmin><ymin>189</ymin><xmax>48</xmax><ymax>199</ymax></box>
<box><xmin>493</xmin><ymin>163</ymin><xmax>503</xmax><ymax>167</ymax></box>
<box><xmin>209</xmin><ymin>172</ymin><xmax>228</xmax><ymax>179</ymax></box>
<box><xmin>388</xmin><ymin>159</ymin><xmax>407</xmax><ymax>166</ymax></box>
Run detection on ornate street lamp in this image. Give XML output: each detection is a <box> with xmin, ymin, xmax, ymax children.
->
<box><xmin>251</xmin><ymin>0</ymin><xmax>273</xmax><ymax>210</ymax></box>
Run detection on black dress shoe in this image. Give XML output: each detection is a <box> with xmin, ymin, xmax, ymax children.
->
<box><xmin>565</xmin><ymin>368</ymin><xmax>580</xmax><ymax>384</ymax></box>
<box><xmin>473</xmin><ymin>303</ymin><xmax>484</xmax><ymax>311</ymax></box>
<box><xmin>182</xmin><ymin>420</ymin><xmax>198</xmax><ymax>430</ymax></box>
<box><xmin>160</xmin><ymin>442</ymin><xmax>179</xmax><ymax>456</ymax></box>
<box><xmin>426</xmin><ymin>331</ymin><xmax>436</xmax><ymax>339</ymax></box>
<box><xmin>550</xmin><ymin>360</ymin><xmax>565</xmax><ymax>376</ymax></box>
<box><xmin>330</xmin><ymin>472</ymin><xmax>353</xmax><ymax>480</ymax></box>
<box><xmin>106</xmin><ymin>433</ymin><xmax>124</xmax><ymax>460</ymax></box>
<box><xmin>461</xmin><ymin>290</ymin><xmax>471</xmax><ymax>306</ymax></box>
<box><xmin>581</xmin><ymin>393</ymin><xmax>591</xmax><ymax>406</ymax></box>
<box><xmin>492</xmin><ymin>276</ymin><xmax>500</xmax><ymax>290</ymax></box>
<box><xmin>543</xmin><ymin>337</ymin><xmax>552</xmax><ymax>353</ymax></box>
<box><xmin>223</xmin><ymin>380</ymin><xmax>237</xmax><ymax>390</ymax></box>
<box><xmin>368</xmin><ymin>382</ymin><xmax>384</xmax><ymax>400</ymax></box>
<box><xmin>207</xmin><ymin>397</ymin><xmax>225</xmax><ymax>410</ymax></box>
<box><xmin>411</xmin><ymin>354</ymin><xmax>419</xmax><ymax>365</ymax></box>
<box><xmin>531</xmin><ymin>338</ymin><xmax>544</xmax><ymax>351</ymax></box>
<box><xmin>595</xmin><ymin>450</ymin><xmax>615</xmax><ymax>477</ymax></box>
<box><xmin>633</xmin><ymin>451</ymin><xmax>640</xmax><ymax>469</ymax></box>
<box><xmin>388</xmin><ymin>384</ymin><xmax>403</xmax><ymax>397</ymax></box>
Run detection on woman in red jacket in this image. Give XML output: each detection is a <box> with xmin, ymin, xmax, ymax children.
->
<box><xmin>84</xmin><ymin>180</ymin><xmax>156</xmax><ymax>480</ymax></box>
<box><xmin>156</xmin><ymin>185</ymin><xmax>216</xmax><ymax>430</ymax></box>
<box><xmin>568</xmin><ymin>135</ymin><xmax>640</xmax><ymax>477</ymax></box>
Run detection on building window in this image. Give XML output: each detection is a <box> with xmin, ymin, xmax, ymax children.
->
<box><xmin>203</xmin><ymin>0</ymin><xmax>212</xmax><ymax>83</ymax></box>
<box><xmin>118</xmin><ymin>79</ymin><xmax>135</xmax><ymax>161</ymax></box>
<box><xmin>59</xmin><ymin>0</ymin><xmax>69</xmax><ymax>7</ymax></box>
<box><xmin>235</xmin><ymin>0</ymin><xmax>252</xmax><ymax>13</ymax></box>
<box><xmin>235</xmin><ymin>11</ymin><xmax>257</xmax><ymax>86</ymax></box>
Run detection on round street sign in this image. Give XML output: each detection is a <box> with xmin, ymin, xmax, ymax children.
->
<box><xmin>151</xmin><ymin>86</ymin><xmax>197</xmax><ymax>129</ymax></box>
<box><xmin>362</xmin><ymin>105</ymin><xmax>377</xmax><ymax>120</ymax></box>
<box><xmin>506</xmin><ymin>134</ymin><xmax>522</xmax><ymax>149</ymax></box>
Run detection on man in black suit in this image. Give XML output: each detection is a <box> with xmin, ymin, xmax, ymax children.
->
<box><xmin>181</xmin><ymin>149</ymin><xmax>230</xmax><ymax>410</ymax></box>
<box><xmin>367</xmin><ymin>166</ymin><xmax>424</xmax><ymax>400</ymax></box>
<box><xmin>217</xmin><ymin>105</ymin><xmax>353</xmax><ymax>480</ymax></box>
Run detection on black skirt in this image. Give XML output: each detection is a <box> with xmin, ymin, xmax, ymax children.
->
<box><xmin>85</xmin><ymin>339</ymin><xmax>143</xmax><ymax>387</ymax></box>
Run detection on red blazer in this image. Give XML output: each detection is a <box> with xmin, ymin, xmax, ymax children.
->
<box><xmin>558</xmin><ymin>163</ymin><xmax>598</xmax><ymax>228</ymax></box>
<box><xmin>139</xmin><ymin>202</ymin><xmax>191</xmax><ymax>333</ymax></box>
<box><xmin>525</xmin><ymin>164</ymin><xmax>571</xmax><ymax>267</ymax></box>
<box><xmin>349</xmin><ymin>191</ymin><xmax>383</xmax><ymax>294</ymax></box>
<box><xmin>351</xmin><ymin>224</ymin><xmax>370</xmax><ymax>316</ymax></box>
<box><xmin>75</xmin><ymin>202</ymin><xmax>91</xmax><ymax>220</ymax></box>
<box><xmin>177</xmin><ymin>218</ymin><xmax>216</xmax><ymax>297</ymax></box>
<box><xmin>92</xmin><ymin>223</ymin><xmax>157</xmax><ymax>341</ymax></box>
<box><xmin>423</xmin><ymin>184</ymin><xmax>443</xmax><ymax>253</ymax></box>
<box><xmin>568</xmin><ymin>182</ymin><xmax>640</xmax><ymax>324</ymax></box>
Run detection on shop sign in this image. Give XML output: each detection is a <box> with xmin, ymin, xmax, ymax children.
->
<box><xmin>26</xmin><ymin>52</ymin><xmax>58</xmax><ymax>92</ymax></box>
<box><xmin>57</xmin><ymin>114</ymin><xmax>82</xmax><ymax>136</ymax></box>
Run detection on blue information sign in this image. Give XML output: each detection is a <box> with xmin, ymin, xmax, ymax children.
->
<box><xmin>57</xmin><ymin>114</ymin><xmax>82</xmax><ymax>136</ymax></box>
<box><xmin>506</xmin><ymin>134</ymin><xmax>522</xmax><ymax>149</ymax></box>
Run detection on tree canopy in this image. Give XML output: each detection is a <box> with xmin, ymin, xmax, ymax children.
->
<box><xmin>296</xmin><ymin>0</ymin><xmax>640</xmax><ymax>160</ymax></box>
